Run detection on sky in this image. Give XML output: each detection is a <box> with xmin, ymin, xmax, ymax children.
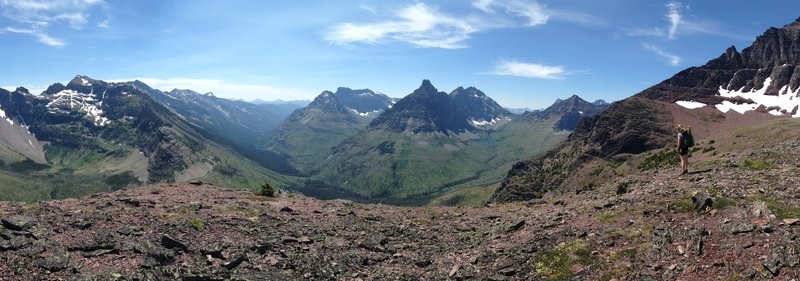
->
<box><xmin>0</xmin><ymin>1</ymin><xmax>798</xmax><ymax>109</ymax></box>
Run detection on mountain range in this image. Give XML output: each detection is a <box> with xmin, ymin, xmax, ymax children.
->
<box><xmin>0</xmin><ymin>74</ymin><xmax>608</xmax><ymax>204</ymax></box>
<box><xmin>491</xmin><ymin>17</ymin><xmax>800</xmax><ymax>203</ymax></box>
<box><xmin>0</xmin><ymin>76</ymin><xmax>289</xmax><ymax>201</ymax></box>
<box><xmin>299</xmin><ymin>80</ymin><xmax>608</xmax><ymax>204</ymax></box>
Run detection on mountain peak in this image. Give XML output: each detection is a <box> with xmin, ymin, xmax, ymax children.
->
<box><xmin>369</xmin><ymin>80</ymin><xmax>470</xmax><ymax>134</ymax></box>
<box><xmin>14</xmin><ymin>87</ymin><xmax>29</xmax><ymax>94</ymax></box>
<box><xmin>418</xmin><ymin>79</ymin><xmax>437</xmax><ymax>93</ymax></box>
<box><xmin>68</xmin><ymin>75</ymin><xmax>96</xmax><ymax>87</ymax></box>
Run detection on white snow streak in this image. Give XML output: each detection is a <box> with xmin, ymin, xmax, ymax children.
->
<box><xmin>675</xmin><ymin>100</ymin><xmax>706</xmax><ymax>109</ymax></box>
<box><xmin>471</xmin><ymin>117</ymin><xmax>503</xmax><ymax>126</ymax></box>
<box><xmin>716</xmin><ymin>78</ymin><xmax>800</xmax><ymax>117</ymax></box>
<box><xmin>47</xmin><ymin>90</ymin><xmax>110</xmax><ymax>126</ymax></box>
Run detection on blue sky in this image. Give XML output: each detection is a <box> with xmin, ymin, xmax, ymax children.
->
<box><xmin>0</xmin><ymin>1</ymin><xmax>798</xmax><ymax>108</ymax></box>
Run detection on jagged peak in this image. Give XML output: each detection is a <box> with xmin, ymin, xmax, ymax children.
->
<box><xmin>68</xmin><ymin>75</ymin><xmax>98</xmax><ymax>86</ymax></box>
<box><xmin>334</xmin><ymin>87</ymin><xmax>377</xmax><ymax>97</ymax></box>
<box><xmin>594</xmin><ymin>99</ymin><xmax>609</xmax><ymax>105</ymax></box>
<box><xmin>312</xmin><ymin>90</ymin><xmax>338</xmax><ymax>104</ymax></box>
<box><xmin>417</xmin><ymin>79</ymin><xmax>437</xmax><ymax>93</ymax></box>
<box><xmin>451</xmin><ymin>86</ymin><xmax>486</xmax><ymax>97</ymax></box>
<box><xmin>14</xmin><ymin>87</ymin><xmax>29</xmax><ymax>94</ymax></box>
<box><xmin>725</xmin><ymin>45</ymin><xmax>738</xmax><ymax>56</ymax></box>
<box><xmin>169</xmin><ymin>88</ymin><xmax>201</xmax><ymax>95</ymax></box>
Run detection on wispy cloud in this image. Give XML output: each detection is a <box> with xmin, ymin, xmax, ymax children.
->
<box><xmin>2</xmin><ymin>26</ymin><xmax>65</xmax><ymax>46</ymax></box>
<box><xmin>327</xmin><ymin>1</ymin><xmax>601</xmax><ymax>49</ymax></box>
<box><xmin>0</xmin><ymin>0</ymin><xmax>106</xmax><ymax>47</ymax></box>
<box><xmin>325</xmin><ymin>3</ymin><xmax>476</xmax><ymax>49</ymax></box>
<box><xmin>628</xmin><ymin>1</ymin><xmax>746</xmax><ymax>40</ymax></box>
<box><xmin>485</xmin><ymin>60</ymin><xmax>566</xmax><ymax>79</ymax></box>
<box><xmin>110</xmin><ymin>77</ymin><xmax>312</xmax><ymax>101</ymax></box>
<box><xmin>665</xmin><ymin>2</ymin><xmax>681</xmax><ymax>39</ymax></box>
<box><xmin>642</xmin><ymin>43</ymin><xmax>681</xmax><ymax>66</ymax></box>
<box><xmin>502</xmin><ymin>0</ymin><xmax>550</xmax><ymax>26</ymax></box>
<box><xmin>472</xmin><ymin>0</ymin><xmax>494</xmax><ymax>13</ymax></box>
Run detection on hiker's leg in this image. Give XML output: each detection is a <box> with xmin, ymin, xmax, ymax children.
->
<box><xmin>681</xmin><ymin>154</ymin><xmax>688</xmax><ymax>172</ymax></box>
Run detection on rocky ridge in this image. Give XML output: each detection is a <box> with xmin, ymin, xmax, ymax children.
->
<box><xmin>1</xmin><ymin>118</ymin><xmax>799</xmax><ymax>280</ymax></box>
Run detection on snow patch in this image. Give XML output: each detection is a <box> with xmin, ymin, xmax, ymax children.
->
<box><xmin>47</xmin><ymin>90</ymin><xmax>111</xmax><ymax>126</ymax></box>
<box><xmin>349</xmin><ymin>108</ymin><xmax>381</xmax><ymax>117</ymax></box>
<box><xmin>0</xmin><ymin>107</ymin><xmax>11</xmax><ymax>126</ymax></box>
<box><xmin>471</xmin><ymin>117</ymin><xmax>502</xmax><ymax>126</ymax></box>
<box><xmin>716</xmin><ymin>78</ymin><xmax>800</xmax><ymax>117</ymax></box>
<box><xmin>676</xmin><ymin>100</ymin><xmax>706</xmax><ymax>109</ymax></box>
<box><xmin>80</xmin><ymin>77</ymin><xmax>91</xmax><ymax>86</ymax></box>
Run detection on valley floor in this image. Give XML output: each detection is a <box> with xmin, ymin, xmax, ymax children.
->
<box><xmin>1</xmin><ymin>121</ymin><xmax>800</xmax><ymax>280</ymax></box>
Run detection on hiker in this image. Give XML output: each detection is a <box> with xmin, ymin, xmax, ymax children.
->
<box><xmin>676</xmin><ymin>124</ymin><xmax>691</xmax><ymax>175</ymax></box>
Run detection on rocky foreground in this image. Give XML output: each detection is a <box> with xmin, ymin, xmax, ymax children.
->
<box><xmin>2</xmin><ymin>136</ymin><xmax>800</xmax><ymax>280</ymax></box>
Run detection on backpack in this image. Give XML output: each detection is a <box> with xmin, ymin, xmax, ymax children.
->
<box><xmin>681</xmin><ymin>128</ymin><xmax>694</xmax><ymax>148</ymax></box>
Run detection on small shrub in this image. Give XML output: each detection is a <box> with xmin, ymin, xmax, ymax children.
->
<box><xmin>714</xmin><ymin>197</ymin><xmax>737</xmax><ymax>209</ymax></box>
<box><xmin>638</xmin><ymin>149</ymin><xmax>679</xmax><ymax>171</ymax></box>
<box><xmin>187</xmin><ymin>218</ymin><xmax>204</xmax><ymax>231</ymax></box>
<box><xmin>615</xmin><ymin>181</ymin><xmax>629</xmax><ymax>195</ymax></box>
<box><xmin>708</xmin><ymin>140</ymin><xmax>715</xmax><ymax>145</ymax></box>
<box><xmin>258</xmin><ymin>182</ymin><xmax>276</xmax><ymax>197</ymax></box>
<box><xmin>741</xmin><ymin>159</ymin><xmax>769</xmax><ymax>170</ymax></box>
<box><xmin>669</xmin><ymin>198</ymin><xmax>694</xmax><ymax>213</ymax></box>
<box><xmin>702</xmin><ymin>146</ymin><xmax>716</xmax><ymax>153</ymax></box>
<box><xmin>597</xmin><ymin>211</ymin><xmax>618</xmax><ymax>223</ymax></box>
<box><xmin>747</xmin><ymin>196</ymin><xmax>800</xmax><ymax>219</ymax></box>
<box><xmin>533</xmin><ymin>240</ymin><xmax>595</xmax><ymax>281</ymax></box>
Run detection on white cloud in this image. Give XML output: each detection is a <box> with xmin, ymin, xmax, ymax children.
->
<box><xmin>2</xmin><ymin>27</ymin><xmax>66</xmax><ymax>46</ymax></box>
<box><xmin>325</xmin><ymin>3</ymin><xmax>476</xmax><ymax>49</ymax></box>
<box><xmin>629</xmin><ymin>1</ymin><xmax>745</xmax><ymax>40</ymax></box>
<box><xmin>109</xmin><ymin>77</ymin><xmax>313</xmax><ymax>101</ymax></box>
<box><xmin>471</xmin><ymin>0</ymin><xmax>550</xmax><ymax>26</ymax></box>
<box><xmin>665</xmin><ymin>2</ymin><xmax>681</xmax><ymax>39</ymax></box>
<box><xmin>642</xmin><ymin>43</ymin><xmax>681</xmax><ymax>66</ymax></box>
<box><xmin>97</xmin><ymin>18</ymin><xmax>109</xmax><ymax>29</ymax></box>
<box><xmin>486</xmin><ymin>60</ymin><xmax>566</xmax><ymax>79</ymax></box>
<box><xmin>472</xmin><ymin>0</ymin><xmax>494</xmax><ymax>13</ymax></box>
<box><xmin>505</xmin><ymin>0</ymin><xmax>549</xmax><ymax>26</ymax></box>
<box><xmin>0</xmin><ymin>0</ymin><xmax>106</xmax><ymax>46</ymax></box>
<box><xmin>328</xmin><ymin>1</ymin><xmax>604</xmax><ymax>49</ymax></box>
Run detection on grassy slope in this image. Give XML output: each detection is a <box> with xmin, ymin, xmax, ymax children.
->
<box><xmin>0</xmin><ymin>135</ymin><xmax>293</xmax><ymax>202</ymax></box>
<box><xmin>425</xmin><ymin>118</ymin><xmax>569</xmax><ymax>205</ymax></box>
<box><xmin>264</xmin><ymin>114</ymin><xmax>372</xmax><ymax>173</ymax></box>
<box><xmin>313</xmin><ymin>116</ymin><xmax>569</xmax><ymax>204</ymax></box>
